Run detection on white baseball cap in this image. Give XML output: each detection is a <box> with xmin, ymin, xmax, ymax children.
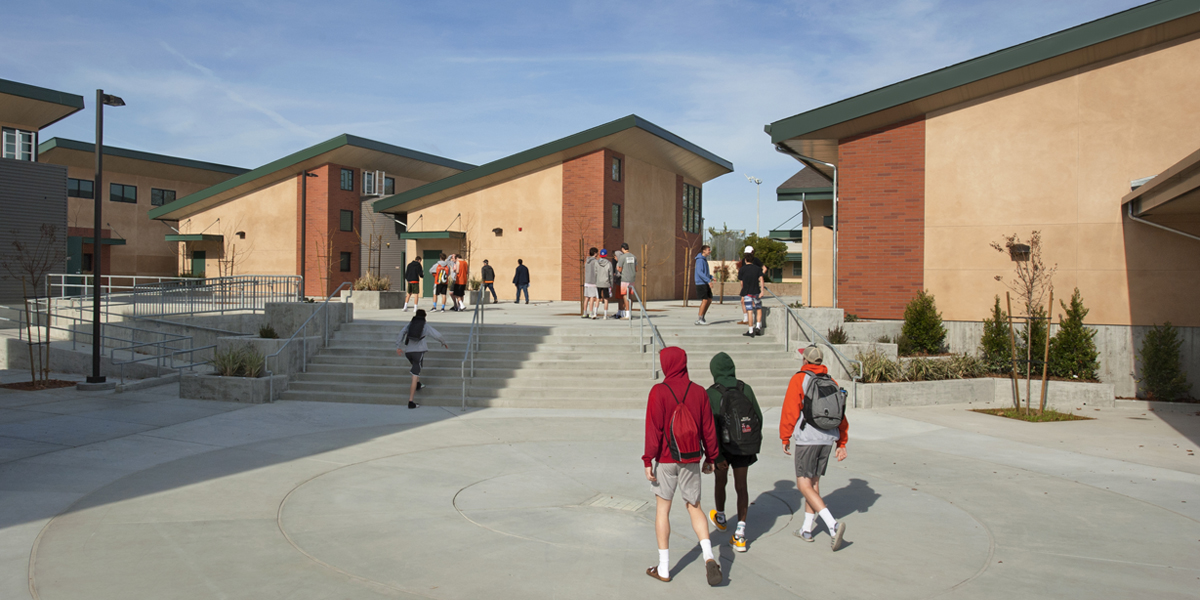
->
<box><xmin>744</xmin><ymin>245</ymin><xmax>754</xmax><ymax>253</ymax></box>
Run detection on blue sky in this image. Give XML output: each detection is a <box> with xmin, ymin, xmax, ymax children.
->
<box><xmin>6</xmin><ymin>0</ymin><xmax>1145</xmax><ymax>235</ymax></box>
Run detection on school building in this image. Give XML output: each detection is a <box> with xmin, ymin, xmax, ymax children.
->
<box><xmin>148</xmin><ymin>135</ymin><xmax>475</xmax><ymax>297</ymax></box>
<box><xmin>766</xmin><ymin>0</ymin><xmax>1200</xmax><ymax>329</ymax></box>
<box><xmin>372</xmin><ymin>115</ymin><xmax>733</xmax><ymax>302</ymax></box>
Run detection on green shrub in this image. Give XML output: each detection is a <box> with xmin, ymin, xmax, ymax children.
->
<box><xmin>859</xmin><ymin>349</ymin><xmax>902</xmax><ymax>383</ymax></box>
<box><xmin>980</xmin><ymin>295</ymin><xmax>1012</xmax><ymax>374</ymax></box>
<box><xmin>844</xmin><ymin>313</ymin><xmax>859</xmax><ymax>323</ymax></box>
<box><xmin>259</xmin><ymin>323</ymin><xmax>278</xmax><ymax>339</ymax></box>
<box><xmin>353</xmin><ymin>273</ymin><xmax>391</xmax><ymax>291</ymax></box>
<box><xmin>895</xmin><ymin>333</ymin><xmax>916</xmax><ymax>357</ymax></box>
<box><xmin>1018</xmin><ymin>304</ymin><xmax>1048</xmax><ymax>376</ymax></box>
<box><xmin>1138</xmin><ymin>322</ymin><xmax>1192</xmax><ymax>400</ymax></box>
<box><xmin>826</xmin><ymin>326</ymin><xmax>849</xmax><ymax>345</ymax></box>
<box><xmin>208</xmin><ymin>345</ymin><xmax>266</xmax><ymax>378</ymax></box>
<box><xmin>788</xmin><ymin>300</ymin><xmax>805</xmax><ymax>309</ymax></box>
<box><xmin>468</xmin><ymin>277</ymin><xmax>481</xmax><ymax>291</ymax></box>
<box><xmin>857</xmin><ymin>350</ymin><xmax>984</xmax><ymax>383</ymax></box>
<box><xmin>902</xmin><ymin>290</ymin><xmax>947</xmax><ymax>355</ymax></box>
<box><xmin>1048</xmin><ymin>288</ymin><xmax>1099</xmax><ymax>381</ymax></box>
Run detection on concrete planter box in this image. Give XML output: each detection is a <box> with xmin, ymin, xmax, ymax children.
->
<box><xmin>339</xmin><ymin>290</ymin><xmax>404</xmax><ymax>310</ymax></box>
<box><xmin>265</xmin><ymin>302</ymin><xmax>352</xmax><ymax>342</ymax></box>
<box><xmin>180</xmin><ymin>372</ymin><xmax>288</xmax><ymax>403</ymax></box>
<box><xmin>993</xmin><ymin>379</ymin><xmax>1116</xmax><ymax>409</ymax></box>
<box><xmin>216</xmin><ymin>336</ymin><xmax>320</xmax><ymax>378</ymax></box>
<box><xmin>856</xmin><ymin>377</ymin><xmax>1115</xmax><ymax>409</ymax></box>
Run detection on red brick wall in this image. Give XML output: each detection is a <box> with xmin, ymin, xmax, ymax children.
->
<box><xmin>603</xmin><ymin>150</ymin><xmax>625</xmax><ymax>301</ymax></box>
<box><xmin>299</xmin><ymin>164</ymin><xmax>361</xmax><ymax>297</ymax></box>
<box><xmin>837</xmin><ymin>117</ymin><xmax>925</xmax><ymax>319</ymax></box>
<box><xmin>561</xmin><ymin>150</ymin><xmax>608</xmax><ymax>301</ymax></box>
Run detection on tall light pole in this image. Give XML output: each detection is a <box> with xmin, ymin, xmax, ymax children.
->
<box><xmin>745</xmin><ymin>174</ymin><xmax>762</xmax><ymax>236</ymax></box>
<box><xmin>86</xmin><ymin>90</ymin><xmax>124</xmax><ymax>386</ymax></box>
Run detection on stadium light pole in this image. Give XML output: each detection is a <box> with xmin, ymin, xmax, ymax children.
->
<box><xmin>86</xmin><ymin>90</ymin><xmax>124</xmax><ymax>385</ymax></box>
<box><xmin>745</xmin><ymin>174</ymin><xmax>762</xmax><ymax>236</ymax></box>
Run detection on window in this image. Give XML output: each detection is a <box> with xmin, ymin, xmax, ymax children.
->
<box><xmin>339</xmin><ymin>252</ymin><xmax>352</xmax><ymax>272</ymax></box>
<box><xmin>82</xmin><ymin>253</ymin><xmax>94</xmax><ymax>273</ymax></box>
<box><xmin>363</xmin><ymin>171</ymin><xmax>376</xmax><ymax>195</ymax></box>
<box><xmin>611</xmin><ymin>203</ymin><xmax>621</xmax><ymax>228</ymax></box>
<box><xmin>151</xmin><ymin>188</ymin><xmax>176</xmax><ymax>206</ymax></box>
<box><xmin>340</xmin><ymin>168</ymin><xmax>354</xmax><ymax>191</ymax></box>
<box><xmin>682</xmin><ymin>184</ymin><xmax>702</xmax><ymax>233</ymax></box>
<box><xmin>792</xmin><ymin>261</ymin><xmax>803</xmax><ymax>277</ymax></box>
<box><xmin>340</xmin><ymin>209</ymin><xmax>354</xmax><ymax>232</ymax></box>
<box><xmin>384</xmin><ymin>177</ymin><xmax>395</xmax><ymax>195</ymax></box>
<box><xmin>612</xmin><ymin>157</ymin><xmax>622</xmax><ymax>181</ymax></box>
<box><xmin>110</xmin><ymin>183</ymin><xmax>137</xmax><ymax>203</ymax></box>
<box><xmin>68</xmin><ymin>178</ymin><xmax>94</xmax><ymax>199</ymax></box>
<box><xmin>2</xmin><ymin>127</ymin><xmax>35</xmax><ymax>161</ymax></box>
<box><xmin>769</xmin><ymin>268</ymin><xmax>783</xmax><ymax>282</ymax></box>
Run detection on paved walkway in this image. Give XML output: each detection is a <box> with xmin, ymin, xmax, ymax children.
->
<box><xmin>2</xmin><ymin>369</ymin><xmax>1197</xmax><ymax>599</ymax></box>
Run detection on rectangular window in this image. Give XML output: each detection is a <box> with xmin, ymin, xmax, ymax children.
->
<box><xmin>68</xmin><ymin>178</ymin><xmax>94</xmax><ymax>199</ymax></box>
<box><xmin>82</xmin><ymin>253</ymin><xmax>94</xmax><ymax>273</ymax></box>
<box><xmin>110</xmin><ymin>183</ymin><xmax>137</xmax><ymax>203</ymax></box>
<box><xmin>340</xmin><ymin>209</ymin><xmax>354</xmax><ymax>232</ymax></box>
<box><xmin>151</xmin><ymin>188</ymin><xmax>176</xmax><ymax>206</ymax></box>
<box><xmin>2</xmin><ymin>127</ymin><xmax>35</xmax><ymax>161</ymax></box>
<box><xmin>384</xmin><ymin>177</ymin><xmax>395</xmax><ymax>195</ymax></box>
<box><xmin>612</xmin><ymin>157</ymin><xmax>622</xmax><ymax>181</ymax></box>
<box><xmin>792</xmin><ymin>261</ymin><xmax>803</xmax><ymax>277</ymax></box>
<box><xmin>682</xmin><ymin>184</ymin><xmax>702</xmax><ymax>233</ymax></box>
<box><xmin>339</xmin><ymin>252</ymin><xmax>352</xmax><ymax>272</ymax></box>
<box><xmin>611</xmin><ymin>203</ymin><xmax>621</xmax><ymax>228</ymax></box>
<box><xmin>340</xmin><ymin>168</ymin><xmax>354</xmax><ymax>191</ymax></box>
<box><xmin>363</xmin><ymin>171</ymin><xmax>376</xmax><ymax>195</ymax></box>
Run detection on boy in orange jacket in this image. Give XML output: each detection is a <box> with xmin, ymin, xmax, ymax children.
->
<box><xmin>779</xmin><ymin>345</ymin><xmax>849</xmax><ymax>550</ymax></box>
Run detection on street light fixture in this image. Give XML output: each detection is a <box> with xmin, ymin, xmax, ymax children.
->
<box><xmin>86</xmin><ymin>90</ymin><xmax>124</xmax><ymax>386</ymax></box>
<box><xmin>745</xmin><ymin>174</ymin><xmax>762</xmax><ymax>236</ymax></box>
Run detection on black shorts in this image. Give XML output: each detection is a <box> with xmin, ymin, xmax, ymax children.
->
<box><xmin>597</xmin><ymin>287</ymin><xmax>610</xmax><ymax>299</ymax></box>
<box><xmin>452</xmin><ymin>283</ymin><xmax>466</xmax><ymax>296</ymax></box>
<box><xmin>696</xmin><ymin>284</ymin><xmax>713</xmax><ymax>300</ymax></box>
<box><xmin>721</xmin><ymin>452</ymin><xmax>758</xmax><ymax>469</ymax></box>
<box><xmin>404</xmin><ymin>351</ymin><xmax>425</xmax><ymax>376</ymax></box>
<box><xmin>407</xmin><ymin>282</ymin><xmax>420</xmax><ymax>295</ymax></box>
<box><xmin>435</xmin><ymin>283</ymin><xmax>448</xmax><ymax>295</ymax></box>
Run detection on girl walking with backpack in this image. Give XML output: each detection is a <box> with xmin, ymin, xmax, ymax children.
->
<box><xmin>706</xmin><ymin>352</ymin><xmax>763</xmax><ymax>553</ymax></box>
<box><xmin>395</xmin><ymin>310</ymin><xmax>449</xmax><ymax>409</ymax></box>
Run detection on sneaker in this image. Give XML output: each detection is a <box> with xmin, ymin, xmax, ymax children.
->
<box><xmin>708</xmin><ymin>510</ymin><xmax>726</xmax><ymax>531</ymax></box>
<box><xmin>407</xmin><ymin>401</ymin><xmax>419</xmax><ymax>409</ymax></box>
<box><xmin>742</xmin><ymin>331</ymin><xmax>755</xmax><ymax>338</ymax></box>
<box><xmin>705</xmin><ymin>558</ymin><xmax>722</xmax><ymax>586</ymax></box>
<box><xmin>830</xmin><ymin>522</ymin><xmax>845</xmax><ymax>551</ymax></box>
<box><xmin>731</xmin><ymin>533</ymin><xmax>747</xmax><ymax>552</ymax></box>
<box><xmin>591</xmin><ymin>315</ymin><xmax>598</xmax><ymax>320</ymax></box>
<box><xmin>581</xmin><ymin>314</ymin><xmax>590</xmax><ymax>319</ymax></box>
<box><xmin>754</xmin><ymin>326</ymin><xmax>764</xmax><ymax>336</ymax></box>
<box><xmin>794</xmin><ymin>528</ymin><xmax>815</xmax><ymax>542</ymax></box>
<box><xmin>697</xmin><ymin>318</ymin><xmax>709</xmax><ymax>326</ymax></box>
<box><xmin>416</xmin><ymin>382</ymin><xmax>425</xmax><ymax>391</ymax></box>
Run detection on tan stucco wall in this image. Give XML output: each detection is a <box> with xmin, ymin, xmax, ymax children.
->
<box><xmin>175</xmin><ymin>177</ymin><xmax>298</xmax><ymax>277</ymax></box>
<box><xmin>925</xmin><ymin>35</ymin><xmax>1200</xmax><ymax>326</ymax></box>
<box><xmin>64</xmin><ymin>166</ymin><xmax>224</xmax><ymax>276</ymax></box>
<box><xmin>405</xmin><ymin>165</ymin><xmax>564</xmax><ymax>300</ymax></box>
<box><xmin>800</xmin><ymin>201</ymin><xmax>834</xmax><ymax>308</ymax></box>
<box><xmin>623</xmin><ymin>156</ymin><xmax>679</xmax><ymax>301</ymax></box>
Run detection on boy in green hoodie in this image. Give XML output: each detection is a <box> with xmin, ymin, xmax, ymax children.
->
<box><xmin>706</xmin><ymin>352</ymin><xmax>764</xmax><ymax>552</ymax></box>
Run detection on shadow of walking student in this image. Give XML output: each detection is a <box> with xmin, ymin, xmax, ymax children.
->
<box><xmin>821</xmin><ymin>478</ymin><xmax>881</xmax><ymax>521</ymax></box>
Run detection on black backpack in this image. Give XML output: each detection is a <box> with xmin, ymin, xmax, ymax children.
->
<box><xmin>800</xmin><ymin>371</ymin><xmax>846</xmax><ymax>431</ymax></box>
<box><xmin>402</xmin><ymin>319</ymin><xmax>425</xmax><ymax>346</ymax></box>
<box><xmin>712</xmin><ymin>381</ymin><xmax>762</xmax><ymax>455</ymax></box>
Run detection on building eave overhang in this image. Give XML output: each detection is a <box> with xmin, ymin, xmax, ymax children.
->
<box><xmin>0</xmin><ymin>79</ymin><xmax>85</xmax><ymax>130</ymax></box>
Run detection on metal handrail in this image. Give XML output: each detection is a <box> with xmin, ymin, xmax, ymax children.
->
<box><xmin>762</xmin><ymin>288</ymin><xmax>864</xmax><ymax>390</ymax></box>
<box><xmin>460</xmin><ymin>295</ymin><xmax>486</xmax><ymax>411</ymax></box>
<box><xmin>628</xmin><ymin>287</ymin><xmax>665</xmax><ymax>379</ymax></box>
<box><xmin>265</xmin><ymin>282</ymin><xmax>352</xmax><ymax>400</ymax></box>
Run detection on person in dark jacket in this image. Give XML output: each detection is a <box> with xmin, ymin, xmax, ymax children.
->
<box><xmin>642</xmin><ymin>346</ymin><xmax>722</xmax><ymax>586</ymax></box>
<box><xmin>512</xmin><ymin>259</ymin><xmax>530</xmax><ymax>304</ymax></box>
<box><xmin>403</xmin><ymin>257</ymin><xmax>424</xmax><ymax>312</ymax></box>
<box><xmin>706</xmin><ymin>352</ymin><xmax>763</xmax><ymax>552</ymax></box>
<box><xmin>480</xmin><ymin>260</ymin><xmax>497</xmax><ymax>303</ymax></box>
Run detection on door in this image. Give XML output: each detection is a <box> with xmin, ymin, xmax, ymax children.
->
<box><xmin>422</xmin><ymin>250</ymin><xmax>441</xmax><ymax>298</ymax></box>
<box><xmin>191</xmin><ymin>250</ymin><xmax>206</xmax><ymax>277</ymax></box>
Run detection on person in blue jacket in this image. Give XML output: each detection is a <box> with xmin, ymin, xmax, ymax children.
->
<box><xmin>513</xmin><ymin>259</ymin><xmax>530</xmax><ymax>304</ymax></box>
<box><xmin>694</xmin><ymin>245</ymin><xmax>713</xmax><ymax>325</ymax></box>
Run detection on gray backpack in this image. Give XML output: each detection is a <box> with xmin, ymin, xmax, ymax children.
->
<box><xmin>800</xmin><ymin>371</ymin><xmax>846</xmax><ymax>431</ymax></box>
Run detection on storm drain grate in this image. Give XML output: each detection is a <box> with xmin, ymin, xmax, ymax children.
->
<box><xmin>583</xmin><ymin>494</ymin><xmax>648</xmax><ymax>512</ymax></box>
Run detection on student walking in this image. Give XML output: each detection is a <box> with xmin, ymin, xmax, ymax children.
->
<box><xmin>706</xmin><ymin>352</ymin><xmax>763</xmax><ymax>553</ymax></box>
<box><xmin>432</xmin><ymin>253</ymin><xmax>450</xmax><ymax>312</ymax></box>
<box><xmin>694</xmin><ymin>245</ymin><xmax>713</xmax><ymax>326</ymax></box>
<box><xmin>451</xmin><ymin>254</ymin><xmax>469</xmax><ymax>311</ymax></box>
<box><xmin>616</xmin><ymin>243</ymin><xmax>637</xmax><ymax>319</ymax></box>
<box><xmin>583</xmin><ymin>247</ymin><xmax>599</xmax><ymax>319</ymax></box>
<box><xmin>593</xmin><ymin>249</ymin><xmax>614</xmax><ymax>319</ymax></box>
<box><xmin>403</xmin><ymin>256</ymin><xmax>423</xmax><ymax>312</ymax></box>
<box><xmin>736</xmin><ymin>247</ymin><xmax>763</xmax><ymax>325</ymax></box>
<box><xmin>643</xmin><ymin>346</ymin><xmax>723</xmax><ymax>586</ymax></box>
<box><xmin>780</xmin><ymin>345</ymin><xmax>849</xmax><ymax>551</ymax></box>
<box><xmin>513</xmin><ymin>259</ymin><xmax>530</xmax><ymax>304</ymax></box>
<box><xmin>394</xmin><ymin>309</ymin><xmax>449</xmax><ymax>409</ymax></box>
<box><xmin>738</xmin><ymin>250</ymin><xmax>765</xmax><ymax>337</ymax></box>
<box><xmin>480</xmin><ymin>260</ymin><xmax>497</xmax><ymax>303</ymax></box>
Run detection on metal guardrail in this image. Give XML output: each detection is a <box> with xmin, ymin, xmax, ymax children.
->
<box><xmin>265</xmin><ymin>282</ymin><xmax>351</xmax><ymax>400</ymax></box>
<box><xmin>46</xmin><ymin>274</ymin><xmax>200</xmax><ymax>299</ymax></box>
<box><xmin>762</xmin><ymin>288</ymin><xmax>863</xmax><ymax>405</ymax></box>
<box><xmin>628</xmin><ymin>287</ymin><xmax>665</xmax><ymax>380</ymax></box>
<box><xmin>129</xmin><ymin>275</ymin><xmax>301</xmax><ymax>317</ymax></box>
<box><xmin>460</xmin><ymin>297</ymin><xmax>486</xmax><ymax>411</ymax></box>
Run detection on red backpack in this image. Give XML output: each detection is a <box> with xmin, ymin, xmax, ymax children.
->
<box><xmin>665</xmin><ymin>383</ymin><xmax>703</xmax><ymax>463</ymax></box>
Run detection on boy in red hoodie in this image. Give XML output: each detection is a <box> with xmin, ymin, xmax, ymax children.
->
<box><xmin>643</xmin><ymin>346</ymin><xmax>723</xmax><ymax>586</ymax></box>
<box><xmin>779</xmin><ymin>345</ymin><xmax>850</xmax><ymax>551</ymax></box>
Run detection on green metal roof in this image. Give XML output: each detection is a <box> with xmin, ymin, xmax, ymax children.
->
<box><xmin>0</xmin><ymin>78</ymin><xmax>84</xmax><ymax>109</ymax></box>
<box><xmin>165</xmin><ymin>234</ymin><xmax>224</xmax><ymax>242</ymax></box>
<box><xmin>397</xmin><ymin>231</ymin><xmax>466</xmax><ymax>240</ymax></box>
<box><xmin>149</xmin><ymin>134</ymin><xmax>475</xmax><ymax>221</ymax></box>
<box><xmin>766</xmin><ymin>0</ymin><xmax>1200</xmax><ymax>144</ymax></box>
<box><xmin>770</xmin><ymin>229</ymin><xmax>804</xmax><ymax>241</ymax></box>
<box><xmin>786</xmin><ymin>253</ymin><xmax>803</xmax><ymax>262</ymax></box>
<box><xmin>40</xmin><ymin>138</ymin><xmax>249</xmax><ymax>175</ymax></box>
<box><xmin>777</xmin><ymin>187</ymin><xmax>833</xmax><ymax>202</ymax></box>
<box><xmin>82</xmin><ymin>237</ymin><xmax>127</xmax><ymax>245</ymax></box>
<box><xmin>0</xmin><ymin>78</ymin><xmax>85</xmax><ymax>130</ymax></box>
<box><xmin>373</xmin><ymin>115</ymin><xmax>734</xmax><ymax>213</ymax></box>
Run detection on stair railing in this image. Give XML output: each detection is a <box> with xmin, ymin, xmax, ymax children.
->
<box><xmin>628</xmin><ymin>287</ymin><xmax>665</xmax><ymax>379</ymax></box>
<box><xmin>761</xmin><ymin>288</ymin><xmax>863</xmax><ymax>405</ymax></box>
<box><xmin>460</xmin><ymin>293</ymin><xmax>486</xmax><ymax>411</ymax></box>
<box><xmin>266</xmin><ymin>281</ymin><xmax>352</xmax><ymax>400</ymax></box>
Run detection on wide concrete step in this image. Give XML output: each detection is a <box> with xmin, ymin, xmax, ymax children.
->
<box><xmin>302</xmin><ymin>363</ymin><xmax>655</xmax><ymax>378</ymax></box>
<box><xmin>308</xmin><ymin>355</ymin><xmax>655</xmax><ymax>369</ymax></box>
<box><xmin>277</xmin><ymin>389</ymin><xmax>650</xmax><ymax>409</ymax></box>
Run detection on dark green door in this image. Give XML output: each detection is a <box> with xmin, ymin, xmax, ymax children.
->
<box><xmin>422</xmin><ymin>250</ymin><xmax>441</xmax><ymax>298</ymax></box>
<box><xmin>192</xmin><ymin>250</ymin><xmax>206</xmax><ymax>277</ymax></box>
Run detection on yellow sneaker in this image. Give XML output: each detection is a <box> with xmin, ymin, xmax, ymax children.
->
<box><xmin>731</xmin><ymin>533</ymin><xmax>747</xmax><ymax>552</ymax></box>
<box><xmin>709</xmin><ymin>510</ymin><xmax>727</xmax><ymax>531</ymax></box>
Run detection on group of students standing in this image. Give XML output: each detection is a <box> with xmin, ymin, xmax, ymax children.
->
<box><xmin>643</xmin><ymin>344</ymin><xmax>849</xmax><ymax>585</ymax></box>
<box><xmin>582</xmin><ymin>243</ymin><xmax>639</xmax><ymax>320</ymax></box>
<box><xmin>400</xmin><ymin>254</ymin><xmax>534</xmax><ymax>311</ymax></box>
<box><xmin>690</xmin><ymin>244</ymin><xmax>767</xmax><ymax>337</ymax></box>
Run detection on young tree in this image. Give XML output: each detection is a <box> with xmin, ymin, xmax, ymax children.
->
<box><xmin>1048</xmin><ymin>288</ymin><xmax>1100</xmax><ymax>380</ymax></box>
<box><xmin>216</xmin><ymin>218</ymin><xmax>253</xmax><ymax>277</ymax></box>
<box><xmin>677</xmin><ymin>231</ymin><xmax>703</xmax><ymax>307</ymax></box>
<box><xmin>1138</xmin><ymin>322</ymin><xmax>1192</xmax><ymax>400</ymax></box>
<box><xmin>992</xmin><ymin>231</ymin><xmax>1056</xmax><ymax>400</ymax></box>
<box><xmin>1</xmin><ymin>224</ymin><xmax>66</xmax><ymax>386</ymax></box>
<box><xmin>901</xmin><ymin>290</ymin><xmax>947</xmax><ymax>355</ymax></box>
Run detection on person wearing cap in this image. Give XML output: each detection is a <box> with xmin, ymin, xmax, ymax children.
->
<box><xmin>736</xmin><ymin>246</ymin><xmax>763</xmax><ymax>325</ymax></box>
<box><xmin>779</xmin><ymin>345</ymin><xmax>850</xmax><ymax>551</ymax></box>
<box><xmin>737</xmin><ymin>248</ymin><xmax>765</xmax><ymax>337</ymax></box>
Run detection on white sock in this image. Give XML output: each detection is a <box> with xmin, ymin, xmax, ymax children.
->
<box><xmin>748</xmin><ymin>325</ymin><xmax>755</xmax><ymax>333</ymax></box>
<box><xmin>802</xmin><ymin>512</ymin><xmax>816</xmax><ymax>533</ymax></box>
<box><xmin>756</xmin><ymin>321</ymin><xmax>762</xmax><ymax>328</ymax></box>
<box><xmin>658</xmin><ymin>549</ymin><xmax>669</xmax><ymax>575</ymax></box>
<box><xmin>736</xmin><ymin>521</ymin><xmax>746</xmax><ymax>535</ymax></box>
<box><xmin>819</xmin><ymin>508</ymin><xmax>837</xmax><ymax>532</ymax></box>
<box><xmin>700</xmin><ymin>539</ymin><xmax>714</xmax><ymax>561</ymax></box>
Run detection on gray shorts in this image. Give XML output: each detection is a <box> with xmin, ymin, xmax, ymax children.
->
<box><xmin>584</xmin><ymin>284</ymin><xmax>598</xmax><ymax>298</ymax></box>
<box><xmin>794</xmin><ymin>444</ymin><xmax>832</xmax><ymax>480</ymax></box>
<box><xmin>405</xmin><ymin>352</ymin><xmax>425</xmax><ymax>376</ymax></box>
<box><xmin>652</xmin><ymin>462</ymin><xmax>702</xmax><ymax>505</ymax></box>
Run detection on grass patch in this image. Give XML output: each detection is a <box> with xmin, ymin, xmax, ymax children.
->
<box><xmin>971</xmin><ymin>408</ymin><xmax>1094</xmax><ymax>422</ymax></box>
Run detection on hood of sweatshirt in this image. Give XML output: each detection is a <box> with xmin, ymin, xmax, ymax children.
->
<box><xmin>709</xmin><ymin>352</ymin><xmax>737</xmax><ymax>389</ymax></box>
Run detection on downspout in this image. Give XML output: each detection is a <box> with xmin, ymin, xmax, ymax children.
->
<box><xmin>1127</xmin><ymin>202</ymin><xmax>1200</xmax><ymax>243</ymax></box>
<box><xmin>774</xmin><ymin>144</ymin><xmax>838</xmax><ymax>307</ymax></box>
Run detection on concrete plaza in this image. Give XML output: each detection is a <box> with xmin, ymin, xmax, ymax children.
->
<box><xmin>2</xmin><ymin>364</ymin><xmax>1198</xmax><ymax>600</ymax></box>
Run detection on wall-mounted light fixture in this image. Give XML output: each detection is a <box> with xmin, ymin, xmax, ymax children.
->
<box><xmin>1009</xmin><ymin>244</ymin><xmax>1031</xmax><ymax>262</ymax></box>
<box><xmin>236</xmin><ymin>231</ymin><xmax>246</xmax><ymax>239</ymax></box>
<box><xmin>493</xmin><ymin>228</ymin><xmax>503</xmax><ymax>236</ymax></box>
